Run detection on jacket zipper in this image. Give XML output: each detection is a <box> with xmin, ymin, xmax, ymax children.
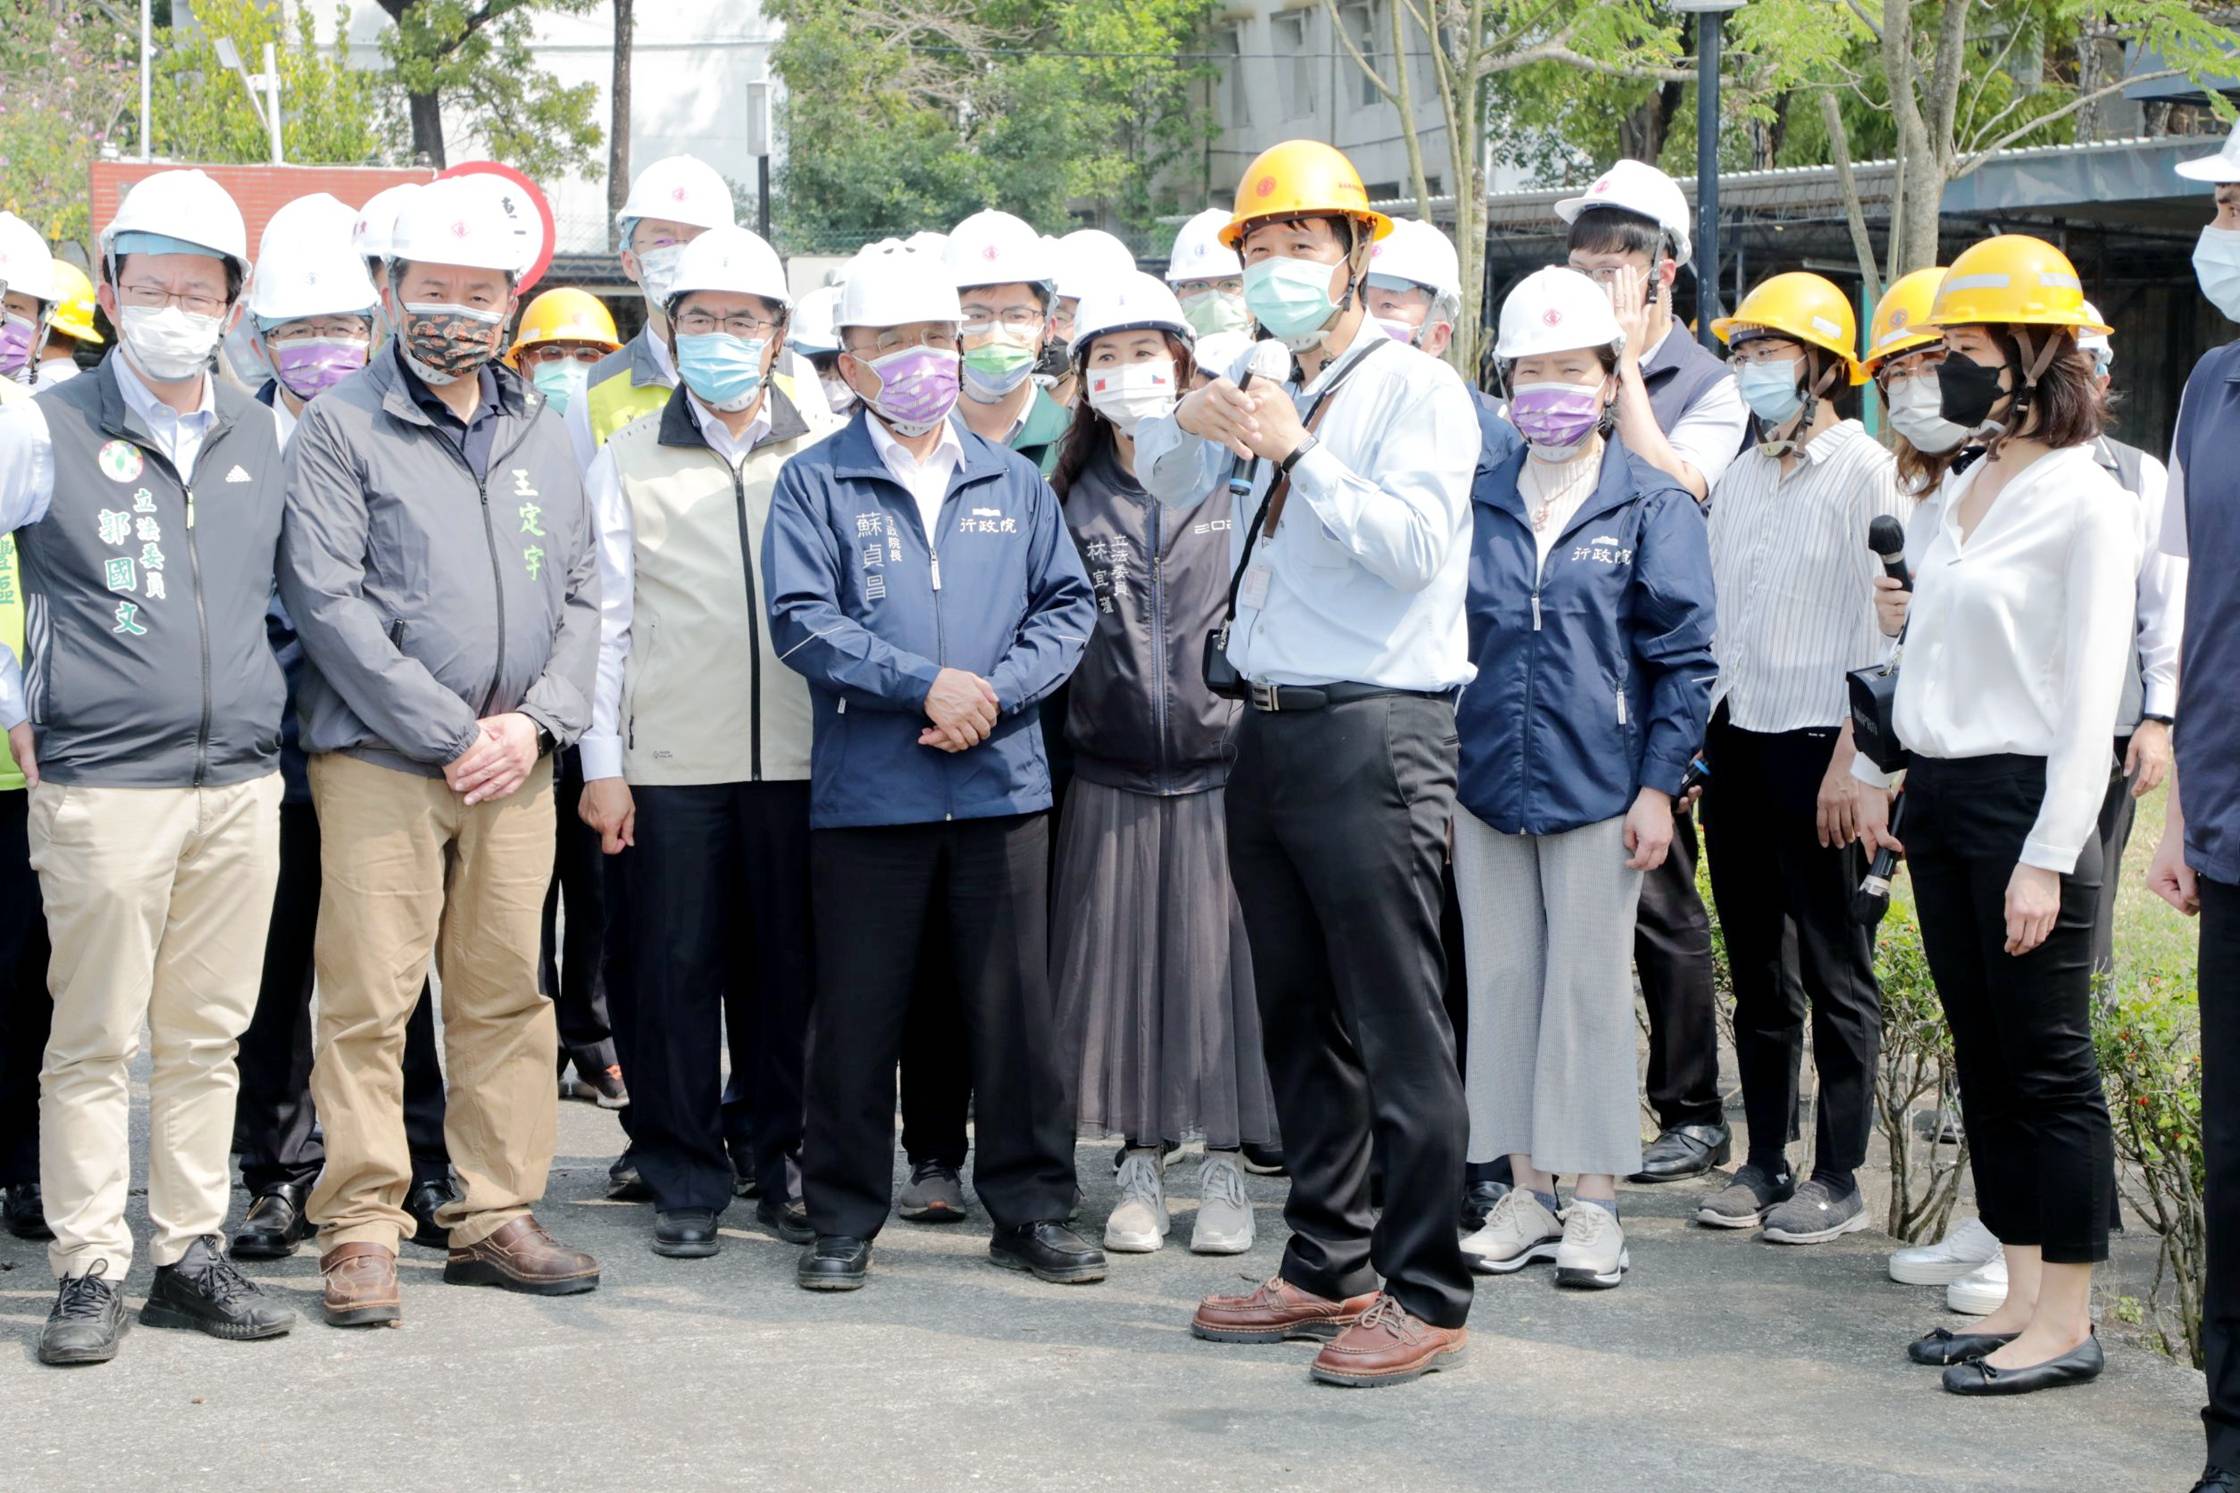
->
<box><xmin>425</xmin><ymin>420</ymin><xmax>538</xmax><ymax>717</ymax></box>
<box><xmin>929</xmin><ymin>532</ymin><xmax>950</xmax><ymax>822</ymax></box>
<box><xmin>1147</xmin><ymin>503</ymin><xmax>1169</xmax><ymax>793</ymax></box>
<box><xmin>729</xmin><ymin>464</ymin><xmax>764</xmax><ymax>782</ymax></box>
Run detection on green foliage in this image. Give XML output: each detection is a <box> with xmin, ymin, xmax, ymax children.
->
<box><xmin>153</xmin><ymin>1</ymin><xmax>400</xmax><ymax>165</ymax></box>
<box><xmin>0</xmin><ymin>1</ymin><xmax>141</xmax><ymax>243</ymax></box>
<box><xmin>2095</xmin><ymin>962</ymin><xmax>2206</xmax><ymax>1365</ymax></box>
<box><xmin>377</xmin><ymin>0</ymin><xmax>603</xmax><ymax>178</ymax></box>
<box><xmin>764</xmin><ymin>0</ymin><xmax>1221</xmax><ymax>254</ymax></box>
<box><xmin>1869</xmin><ymin>880</ymin><xmax>1970</xmax><ymax>1244</ymax></box>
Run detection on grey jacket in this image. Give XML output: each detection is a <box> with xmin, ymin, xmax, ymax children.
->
<box><xmin>278</xmin><ymin>349</ymin><xmax>599</xmax><ymax>777</ymax></box>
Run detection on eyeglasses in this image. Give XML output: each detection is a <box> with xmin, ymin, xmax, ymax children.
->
<box><xmin>959</xmin><ymin>308</ymin><xmax>1044</xmax><ymax>334</ymax></box>
<box><xmin>271</xmin><ymin>319</ymin><xmax>370</xmax><ymax>343</ymax></box>
<box><xmin>849</xmin><ymin>327</ymin><xmax>959</xmax><ymax>356</ymax></box>
<box><xmin>1728</xmin><ymin>338</ymin><xmax>1806</xmax><ymax>366</ymax></box>
<box><xmin>520</xmin><ymin>343</ymin><xmax>608</xmax><ymax>365</ymax></box>
<box><xmin>674</xmin><ymin>309</ymin><xmax>780</xmax><ymax>338</ymax></box>
<box><xmin>119</xmin><ymin>283</ymin><xmax>226</xmax><ymax>317</ymax></box>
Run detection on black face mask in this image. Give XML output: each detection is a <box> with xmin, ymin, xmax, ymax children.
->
<box><xmin>1033</xmin><ymin>339</ymin><xmax>1070</xmax><ymax>382</ymax></box>
<box><xmin>1935</xmin><ymin>352</ymin><xmax>2008</xmax><ymax>431</ymax></box>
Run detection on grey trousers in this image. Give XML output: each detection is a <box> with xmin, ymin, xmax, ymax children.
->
<box><xmin>1454</xmin><ymin>809</ymin><xmax>1646</xmax><ymax>1177</ymax></box>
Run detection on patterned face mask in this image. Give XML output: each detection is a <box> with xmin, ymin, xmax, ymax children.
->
<box><xmin>397</xmin><ymin>300</ymin><xmax>505</xmax><ymax>386</ymax></box>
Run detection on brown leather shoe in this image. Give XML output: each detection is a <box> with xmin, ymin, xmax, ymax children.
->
<box><xmin>1307</xmin><ymin>1293</ymin><xmax>1467</xmax><ymax>1386</ymax></box>
<box><xmin>1191</xmin><ymin>1275</ymin><xmax>1378</xmax><ymax>1344</ymax></box>
<box><xmin>320</xmin><ymin>1243</ymin><xmax>401</xmax><ymax>1327</ymax></box>
<box><xmin>442</xmin><ymin>1215</ymin><xmax>601</xmax><ymax>1296</ymax></box>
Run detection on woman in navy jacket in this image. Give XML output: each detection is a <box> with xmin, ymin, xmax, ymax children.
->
<box><xmin>1454</xmin><ymin>268</ymin><xmax>1716</xmax><ymax>1291</ymax></box>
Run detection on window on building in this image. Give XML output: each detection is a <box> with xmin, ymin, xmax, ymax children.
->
<box><xmin>1217</xmin><ymin>23</ymin><xmax>1249</xmax><ymax>129</ymax></box>
<box><xmin>1272</xmin><ymin>10</ymin><xmax>1314</xmax><ymax>119</ymax></box>
<box><xmin>1341</xmin><ymin>1</ymin><xmax>1382</xmax><ymax>108</ymax></box>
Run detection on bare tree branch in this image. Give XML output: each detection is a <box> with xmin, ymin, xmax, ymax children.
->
<box><xmin>1841</xmin><ymin>0</ymin><xmax>1882</xmax><ymax>39</ymax></box>
<box><xmin>1956</xmin><ymin>68</ymin><xmax>2184</xmax><ymax>174</ymax></box>
<box><xmin>1821</xmin><ymin>90</ymin><xmax>1884</xmax><ymax>305</ymax></box>
<box><xmin>1320</xmin><ymin>0</ymin><xmax>1402</xmax><ymax>106</ymax></box>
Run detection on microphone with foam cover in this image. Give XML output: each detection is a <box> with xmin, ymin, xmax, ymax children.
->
<box><xmin>1869</xmin><ymin>513</ymin><xmax>1911</xmax><ymax>592</ymax></box>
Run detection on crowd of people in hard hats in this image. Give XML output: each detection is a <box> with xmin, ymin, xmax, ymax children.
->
<box><xmin>0</xmin><ymin>119</ymin><xmax>2237</xmax><ymax>1489</ymax></box>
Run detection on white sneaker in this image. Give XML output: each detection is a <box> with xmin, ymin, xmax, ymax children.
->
<box><xmin>1555</xmin><ymin>1202</ymin><xmax>1629</xmax><ymax>1290</ymax></box>
<box><xmin>1461</xmin><ymin>1188</ymin><xmax>1563</xmax><ymax>1274</ymax></box>
<box><xmin>1190</xmin><ymin>1151</ymin><xmax>1255</xmax><ymax>1255</ymax></box>
<box><xmin>1104</xmin><ymin>1148</ymin><xmax>1169</xmax><ymax>1252</ymax></box>
<box><xmin>1888</xmin><ymin>1215</ymin><xmax>2001</xmax><ymax>1285</ymax></box>
<box><xmin>1946</xmin><ymin>1255</ymin><xmax>2009</xmax><ymax>1316</ymax></box>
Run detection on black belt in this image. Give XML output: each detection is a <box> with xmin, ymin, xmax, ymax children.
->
<box><xmin>1245</xmin><ymin>681</ymin><xmax>1457</xmax><ymax>713</ymax></box>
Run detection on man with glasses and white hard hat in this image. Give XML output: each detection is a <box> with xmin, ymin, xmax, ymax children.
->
<box><xmin>1363</xmin><ymin>217</ymin><xmax>1464</xmax><ymax>359</ymax></box>
<box><xmin>948</xmin><ymin>211</ymin><xmax>1071</xmax><ymax>476</ymax></box>
<box><xmin>1167</xmin><ymin>207</ymin><xmax>1252</xmax><ymax>340</ymax></box>
<box><xmin>1555</xmin><ymin>158</ymin><xmax>1744</xmax><ymax>1189</ymax></box>
<box><xmin>281</xmin><ymin>175</ymin><xmax>602</xmax><ymax>1330</ymax></box>
<box><xmin>0</xmin><ymin>168</ymin><xmax>297</xmax><ymax>1365</ymax></box>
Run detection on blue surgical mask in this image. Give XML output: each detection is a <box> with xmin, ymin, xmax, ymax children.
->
<box><xmin>531</xmin><ymin>360</ymin><xmax>589</xmax><ymax>414</ymax></box>
<box><xmin>1736</xmin><ymin>358</ymin><xmax>1805</xmax><ymax>427</ymax></box>
<box><xmin>675</xmin><ymin>332</ymin><xmax>768</xmax><ymax>413</ymax></box>
<box><xmin>1243</xmin><ymin>256</ymin><xmax>1343</xmax><ymax>350</ymax></box>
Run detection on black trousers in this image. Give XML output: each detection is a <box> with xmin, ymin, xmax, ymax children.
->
<box><xmin>625</xmin><ymin>782</ymin><xmax>811</xmax><ymax>1212</ymax></box>
<box><xmin>1227</xmin><ymin>696</ymin><xmax>1470</xmax><ymax>1329</ymax></box>
<box><xmin>234</xmin><ymin>798</ymin><xmax>450</xmax><ymax>1195</ymax></box>
<box><xmin>2198</xmin><ymin>875</ymin><xmax>2240</xmax><ymax>1469</ymax></box>
<box><xmin>2088</xmin><ymin>737</ymin><xmax>2137</xmax><ymax>980</ymax></box>
<box><xmin>0</xmin><ymin>789</ymin><xmax>50</xmax><ymax>1188</ymax></box>
<box><xmin>898</xmin><ymin>933</ymin><xmax>969</xmax><ymax>1171</ymax></box>
<box><xmin>1635</xmin><ymin>809</ymin><xmax>1724</xmax><ymax>1131</ymax></box>
<box><xmin>540</xmin><ymin>747</ymin><xmax>619</xmax><ymax>1081</ymax></box>
<box><xmin>1906</xmin><ymin>754</ymin><xmax>2113</xmax><ymax>1264</ymax></box>
<box><xmin>1703</xmin><ymin>718</ymin><xmax>1882</xmax><ymax>1182</ymax></box>
<box><xmin>804</xmin><ymin>815</ymin><xmax>1074</xmax><ymax>1240</ymax></box>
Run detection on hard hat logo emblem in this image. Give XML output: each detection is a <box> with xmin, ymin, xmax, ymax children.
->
<box><xmin>1543</xmin><ymin>308</ymin><xmax>1562</xmax><ymax>326</ymax></box>
<box><xmin>451</xmin><ymin>220</ymin><xmax>470</xmax><ymax>238</ymax></box>
<box><xmin>1254</xmin><ymin>175</ymin><xmax>1277</xmax><ymax>199</ymax></box>
<box><xmin>672</xmin><ymin>185</ymin><xmax>689</xmax><ymax>202</ymax></box>
<box><xmin>1890</xmin><ymin>308</ymin><xmax>1909</xmax><ymax>328</ymax></box>
<box><xmin>982</xmin><ymin>244</ymin><xmax>1000</xmax><ymax>260</ymax></box>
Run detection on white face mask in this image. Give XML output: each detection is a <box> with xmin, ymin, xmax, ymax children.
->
<box><xmin>2195</xmin><ymin>225</ymin><xmax>2240</xmax><ymax>322</ymax></box>
<box><xmin>1083</xmin><ymin>357</ymin><xmax>1179</xmax><ymax>434</ymax></box>
<box><xmin>820</xmin><ymin>372</ymin><xmax>857</xmax><ymax>415</ymax></box>
<box><xmin>120</xmin><ymin>302</ymin><xmax>224</xmax><ymax>382</ymax></box>
<box><xmin>1884</xmin><ymin>372</ymin><xmax>1970</xmax><ymax>455</ymax></box>
<box><xmin>636</xmin><ymin>243</ymin><xmax>685</xmax><ymax>314</ymax></box>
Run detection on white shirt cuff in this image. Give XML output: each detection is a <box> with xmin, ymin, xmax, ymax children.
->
<box><xmin>1850</xmin><ymin>754</ymin><xmax>1894</xmax><ymax>791</ymax></box>
<box><xmin>2019</xmin><ymin>836</ymin><xmax>2081</xmax><ymax>875</ymax></box>
<box><xmin>578</xmin><ymin>733</ymin><xmax>624</xmax><ymax>782</ymax></box>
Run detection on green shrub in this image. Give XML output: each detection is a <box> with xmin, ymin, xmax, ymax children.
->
<box><xmin>2094</xmin><ymin>965</ymin><xmax>2206</xmax><ymax>1366</ymax></box>
<box><xmin>1871</xmin><ymin>885</ymin><xmax>1970</xmax><ymax>1242</ymax></box>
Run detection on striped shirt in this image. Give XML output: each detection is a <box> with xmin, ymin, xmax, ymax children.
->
<box><xmin>1706</xmin><ymin>419</ymin><xmax>1907</xmax><ymax>733</ymax></box>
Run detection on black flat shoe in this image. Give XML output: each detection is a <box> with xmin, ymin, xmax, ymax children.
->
<box><xmin>1460</xmin><ymin>1180</ymin><xmax>1510</xmax><ymax>1234</ymax></box>
<box><xmin>652</xmin><ymin>1209</ymin><xmax>721</xmax><ymax>1259</ymax></box>
<box><xmin>797</xmin><ymin>1235</ymin><xmax>870</xmax><ymax>1291</ymax></box>
<box><xmin>231</xmin><ymin>1182</ymin><xmax>316</xmax><ymax>1260</ymax></box>
<box><xmin>5</xmin><ymin>1180</ymin><xmax>53</xmax><ymax>1241</ymax></box>
<box><xmin>609</xmin><ymin>1154</ymin><xmax>653</xmax><ymax>1203</ymax></box>
<box><xmin>755</xmin><ymin>1196</ymin><xmax>814</xmax><ymax>1245</ymax></box>
<box><xmin>989</xmin><ymin>1221</ymin><xmax>1106</xmax><ymax>1284</ymax></box>
<box><xmin>1908</xmin><ymin>1326</ymin><xmax>2020</xmax><ymax>1365</ymax></box>
<box><xmin>1240</xmin><ymin>1142</ymin><xmax>1287</xmax><ymax>1177</ymax></box>
<box><xmin>1941</xmin><ymin>1331</ymin><xmax>2104</xmax><ymax>1395</ymax></box>
<box><xmin>405</xmin><ymin>1179</ymin><xmax>455</xmax><ymax>1249</ymax></box>
<box><xmin>1629</xmin><ymin>1123</ymin><xmax>1732</xmax><ymax>1183</ymax></box>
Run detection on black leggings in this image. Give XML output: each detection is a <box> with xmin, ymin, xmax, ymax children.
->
<box><xmin>1904</xmin><ymin>753</ymin><xmax>2114</xmax><ymax>1265</ymax></box>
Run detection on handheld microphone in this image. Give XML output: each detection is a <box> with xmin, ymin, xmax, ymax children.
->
<box><xmin>1227</xmin><ymin>338</ymin><xmax>1293</xmax><ymax>500</ymax></box>
<box><xmin>1868</xmin><ymin>514</ymin><xmax>1911</xmax><ymax>592</ymax></box>
<box><xmin>1679</xmin><ymin>756</ymin><xmax>1709</xmax><ymax>798</ymax></box>
<box><xmin>1851</xmin><ymin>793</ymin><xmax>1908</xmax><ymax>926</ymax></box>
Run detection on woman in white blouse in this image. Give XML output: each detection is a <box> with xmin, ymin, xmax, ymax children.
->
<box><xmin>1855</xmin><ymin>235</ymin><xmax>2138</xmax><ymax>1398</ymax></box>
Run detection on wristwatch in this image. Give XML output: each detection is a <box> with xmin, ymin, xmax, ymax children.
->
<box><xmin>1277</xmin><ymin>434</ymin><xmax>1318</xmax><ymax>476</ymax></box>
<box><xmin>535</xmin><ymin>723</ymin><xmax>558</xmax><ymax>757</ymax></box>
<box><xmin>2142</xmin><ymin>713</ymin><xmax>2174</xmax><ymax>727</ymax></box>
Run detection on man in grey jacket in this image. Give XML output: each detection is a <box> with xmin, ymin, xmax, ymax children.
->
<box><xmin>279</xmin><ymin>177</ymin><xmax>601</xmax><ymax>1329</ymax></box>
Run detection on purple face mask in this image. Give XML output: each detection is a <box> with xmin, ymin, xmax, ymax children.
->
<box><xmin>1508</xmin><ymin>381</ymin><xmax>1604</xmax><ymax>453</ymax></box>
<box><xmin>273</xmin><ymin>336</ymin><xmax>369</xmax><ymax>399</ymax></box>
<box><xmin>860</xmin><ymin>345</ymin><xmax>961</xmax><ymax>435</ymax></box>
<box><xmin>0</xmin><ymin>314</ymin><xmax>34</xmax><ymax>377</ymax></box>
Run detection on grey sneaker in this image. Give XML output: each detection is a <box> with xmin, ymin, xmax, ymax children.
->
<box><xmin>1190</xmin><ymin>1151</ymin><xmax>1254</xmax><ymax>1255</ymax></box>
<box><xmin>1762</xmin><ymin>1178</ymin><xmax>1869</xmax><ymax>1244</ymax></box>
<box><xmin>1696</xmin><ymin>1163</ymin><xmax>1796</xmax><ymax>1229</ymax></box>
<box><xmin>1554</xmin><ymin>1203</ymin><xmax>1629</xmax><ymax>1289</ymax></box>
<box><xmin>897</xmin><ymin>1161</ymin><xmax>968</xmax><ymax>1223</ymax></box>
<box><xmin>1104</xmin><ymin>1148</ymin><xmax>1169</xmax><ymax>1252</ymax></box>
<box><xmin>1460</xmin><ymin>1188</ymin><xmax>1563</xmax><ymax>1274</ymax></box>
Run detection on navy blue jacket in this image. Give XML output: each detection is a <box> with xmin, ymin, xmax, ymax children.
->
<box><xmin>2175</xmin><ymin>339</ymin><xmax>2240</xmax><ymax>883</ymax></box>
<box><xmin>763</xmin><ymin>411</ymin><xmax>1095</xmax><ymax>830</ymax></box>
<box><xmin>1457</xmin><ymin>433</ymin><xmax>1717</xmax><ymax>836</ymax></box>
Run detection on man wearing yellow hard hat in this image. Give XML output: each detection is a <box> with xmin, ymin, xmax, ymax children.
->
<box><xmin>1692</xmin><ymin>271</ymin><xmax>1902</xmax><ymax>1250</ymax></box>
<box><xmin>508</xmin><ymin>287</ymin><xmax>619</xmax><ymax>416</ymax></box>
<box><xmin>1134</xmin><ymin>138</ymin><xmax>1480</xmax><ymax>1386</ymax></box>
<box><xmin>36</xmin><ymin>260</ymin><xmax>99</xmax><ymax>387</ymax></box>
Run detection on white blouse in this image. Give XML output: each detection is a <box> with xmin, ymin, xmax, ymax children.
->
<box><xmin>1852</xmin><ymin>443</ymin><xmax>2140</xmax><ymax>873</ymax></box>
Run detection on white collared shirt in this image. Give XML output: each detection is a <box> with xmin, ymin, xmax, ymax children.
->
<box><xmin>1134</xmin><ymin>314</ymin><xmax>1479</xmax><ymax>690</ymax></box>
<box><xmin>866</xmin><ymin>412</ymin><xmax>965</xmax><ymax>548</ymax></box>
<box><xmin>112</xmin><ymin>350</ymin><xmax>217</xmax><ymax>483</ymax></box>
<box><xmin>1707</xmin><ymin>419</ymin><xmax>1907</xmax><ymax>732</ymax></box>
<box><xmin>1852</xmin><ymin>443</ymin><xmax>2141</xmax><ymax>872</ymax></box>
<box><xmin>580</xmin><ymin>392</ymin><xmax>773</xmax><ymax>781</ymax></box>
<box><xmin>1654</xmin><ymin>326</ymin><xmax>1749</xmax><ymax>491</ymax></box>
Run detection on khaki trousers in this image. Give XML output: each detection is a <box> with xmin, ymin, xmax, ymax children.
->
<box><xmin>28</xmin><ymin>774</ymin><xmax>283</xmax><ymax>1279</ymax></box>
<box><xmin>306</xmin><ymin>753</ymin><xmax>557</xmax><ymax>1252</ymax></box>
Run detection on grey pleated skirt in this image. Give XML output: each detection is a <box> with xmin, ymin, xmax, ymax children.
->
<box><xmin>1052</xmin><ymin>778</ymin><xmax>1278</xmax><ymax>1150</ymax></box>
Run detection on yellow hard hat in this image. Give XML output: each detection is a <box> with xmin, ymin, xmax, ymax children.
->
<box><xmin>507</xmin><ymin>287</ymin><xmax>620</xmax><ymax>366</ymax></box>
<box><xmin>1927</xmin><ymin>235</ymin><xmax>2110</xmax><ymax>335</ymax></box>
<box><xmin>1711</xmin><ymin>271</ymin><xmax>1867</xmax><ymax>385</ymax></box>
<box><xmin>1221</xmin><ymin>140</ymin><xmax>1393</xmax><ymax>250</ymax></box>
<box><xmin>47</xmin><ymin>259</ymin><xmax>101</xmax><ymax>345</ymax></box>
<box><xmin>1862</xmin><ymin>267</ymin><xmax>1945</xmax><ymax>373</ymax></box>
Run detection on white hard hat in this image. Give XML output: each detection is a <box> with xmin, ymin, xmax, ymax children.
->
<box><xmin>1070</xmin><ymin>270</ymin><xmax>1192</xmax><ymax>359</ymax></box>
<box><xmin>351</xmin><ymin>183</ymin><xmax>422</xmax><ymax>260</ymax></box>
<box><xmin>0</xmin><ymin>212</ymin><xmax>60</xmax><ymax>304</ymax></box>
<box><xmin>1555</xmin><ymin>159</ymin><xmax>1692</xmax><ymax>264</ymax></box>
<box><xmin>618</xmin><ymin>155</ymin><xmax>736</xmax><ymax>231</ymax></box>
<box><xmin>2076</xmin><ymin>300</ymin><xmax>2111</xmax><ymax>363</ymax></box>
<box><xmin>1495</xmin><ymin>266</ymin><xmax>1626</xmax><ymax>362</ymax></box>
<box><xmin>1055</xmin><ymin>228</ymin><xmax>1137</xmax><ymax>301</ymax></box>
<box><xmin>946</xmin><ymin>210</ymin><xmax>1056</xmax><ymax>295</ymax></box>
<box><xmin>790</xmin><ymin>285</ymin><xmax>842</xmax><ymax>355</ymax></box>
<box><xmin>387</xmin><ymin>176</ymin><xmax>523</xmax><ymax>274</ymax></box>
<box><xmin>101</xmin><ymin>168</ymin><xmax>250</xmax><ymax>280</ymax></box>
<box><xmin>904</xmin><ymin>230</ymin><xmax>951</xmax><ymax>259</ymax></box>
<box><xmin>1166</xmin><ymin>208</ymin><xmax>1242</xmax><ymax>285</ymax></box>
<box><xmin>665</xmin><ymin>223</ymin><xmax>790</xmax><ymax>310</ymax></box>
<box><xmin>2177</xmin><ymin>117</ymin><xmax>2240</xmax><ymax>184</ymax></box>
<box><xmin>1367</xmin><ymin>218</ymin><xmax>1461</xmax><ymax>302</ymax></box>
<box><xmin>250</xmin><ymin>194</ymin><xmax>379</xmax><ymax>321</ymax></box>
<box><xmin>838</xmin><ymin>247</ymin><xmax>963</xmax><ymax>332</ymax></box>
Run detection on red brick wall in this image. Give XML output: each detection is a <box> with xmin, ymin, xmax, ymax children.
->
<box><xmin>85</xmin><ymin>161</ymin><xmax>436</xmax><ymax>262</ymax></box>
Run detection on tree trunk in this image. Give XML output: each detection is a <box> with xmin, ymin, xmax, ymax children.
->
<box><xmin>1617</xmin><ymin>80</ymin><xmax>1681</xmax><ymax>164</ymax></box>
<box><xmin>608</xmin><ymin>0</ymin><xmax>635</xmax><ymax>247</ymax></box>
<box><xmin>407</xmin><ymin>89</ymin><xmax>446</xmax><ymax>167</ymax></box>
<box><xmin>1388</xmin><ymin>0</ymin><xmax>1432</xmax><ymax>219</ymax></box>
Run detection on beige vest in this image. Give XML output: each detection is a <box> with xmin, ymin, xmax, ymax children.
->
<box><xmin>609</xmin><ymin>385</ymin><xmax>839</xmax><ymax>786</ymax></box>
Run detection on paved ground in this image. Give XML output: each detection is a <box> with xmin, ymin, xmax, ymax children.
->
<box><xmin>0</xmin><ymin>1091</ymin><xmax>2210</xmax><ymax>1493</ymax></box>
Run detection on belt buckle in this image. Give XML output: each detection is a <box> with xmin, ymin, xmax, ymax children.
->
<box><xmin>1249</xmin><ymin>681</ymin><xmax>1281</xmax><ymax>713</ymax></box>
